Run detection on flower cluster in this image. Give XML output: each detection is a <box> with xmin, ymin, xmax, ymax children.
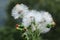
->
<box><xmin>12</xmin><ymin>4</ymin><xmax>55</xmax><ymax>33</ymax></box>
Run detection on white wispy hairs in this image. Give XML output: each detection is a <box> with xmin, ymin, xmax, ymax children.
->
<box><xmin>12</xmin><ymin>4</ymin><xmax>29</xmax><ymax>19</ymax></box>
<box><xmin>11</xmin><ymin>4</ymin><xmax>55</xmax><ymax>33</ymax></box>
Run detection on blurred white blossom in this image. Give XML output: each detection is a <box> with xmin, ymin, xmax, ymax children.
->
<box><xmin>12</xmin><ymin>4</ymin><xmax>55</xmax><ymax>33</ymax></box>
<box><xmin>12</xmin><ymin>4</ymin><xmax>29</xmax><ymax>19</ymax></box>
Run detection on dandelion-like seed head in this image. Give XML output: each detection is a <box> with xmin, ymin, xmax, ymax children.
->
<box><xmin>12</xmin><ymin>3</ymin><xmax>29</xmax><ymax>19</ymax></box>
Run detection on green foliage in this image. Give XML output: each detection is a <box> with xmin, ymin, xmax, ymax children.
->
<box><xmin>25</xmin><ymin>27</ymin><xmax>42</xmax><ymax>40</ymax></box>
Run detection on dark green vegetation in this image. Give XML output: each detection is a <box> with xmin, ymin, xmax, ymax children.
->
<box><xmin>0</xmin><ymin>0</ymin><xmax>60</xmax><ymax>40</ymax></box>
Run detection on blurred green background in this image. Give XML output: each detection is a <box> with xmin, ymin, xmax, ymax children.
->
<box><xmin>0</xmin><ymin>0</ymin><xmax>60</xmax><ymax>40</ymax></box>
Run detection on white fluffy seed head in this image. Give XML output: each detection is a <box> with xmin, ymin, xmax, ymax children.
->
<box><xmin>22</xmin><ymin>10</ymin><xmax>55</xmax><ymax>33</ymax></box>
<box><xmin>12</xmin><ymin>4</ymin><xmax>29</xmax><ymax>19</ymax></box>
